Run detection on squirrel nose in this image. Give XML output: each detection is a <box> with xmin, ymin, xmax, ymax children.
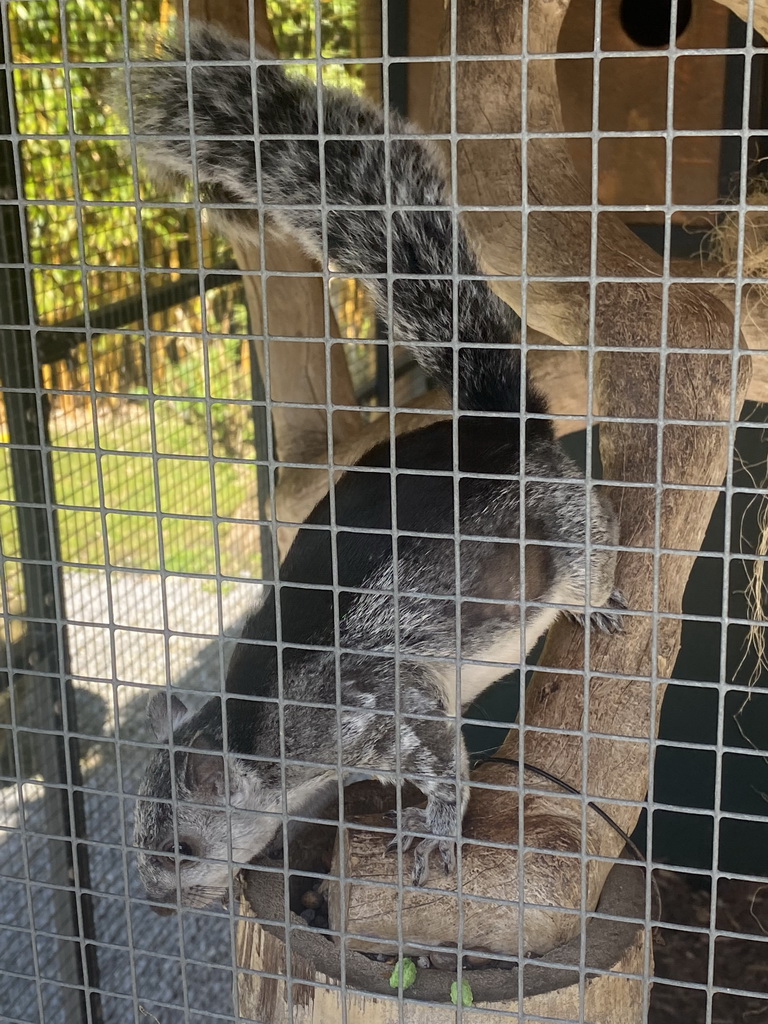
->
<box><xmin>149</xmin><ymin>901</ymin><xmax>176</xmax><ymax>917</ymax></box>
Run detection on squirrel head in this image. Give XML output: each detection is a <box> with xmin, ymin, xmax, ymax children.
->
<box><xmin>133</xmin><ymin>692</ymin><xmax>280</xmax><ymax>912</ymax></box>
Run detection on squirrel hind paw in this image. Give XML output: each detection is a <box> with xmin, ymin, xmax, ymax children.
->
<box><xmin>566</xmin><ymin>588</ymin><xmax>627</xmax><ymax>635</ymax></box>
<box><xmin>410</xmin><ymin>837</ymin><xmax>456</xmax><ymax>886</ymax></box>
<box><xmin>384</xmin><ymin>805</ymin><xmax>459</xmax><ymax>886</ymax></box>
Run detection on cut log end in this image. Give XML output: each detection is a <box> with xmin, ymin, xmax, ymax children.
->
<box><xmin>325</xmin><ymin>766</ymin><xmax>607</xmax><ymax>959</ymax></box>
<box><xmin>235</xmin><ymin>819</ymin><xmax>648</xmax><ymax>1024</ymax></box>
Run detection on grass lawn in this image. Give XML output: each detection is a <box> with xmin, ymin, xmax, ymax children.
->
<box><xmin>1</xmin><ymin>396</ymin><xmax>262</xmax><ymax>604</ymax></box>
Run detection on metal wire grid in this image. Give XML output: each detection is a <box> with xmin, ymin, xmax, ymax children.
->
<box><xmin>1</xmin><ymin>1</ymin><xmax>768</xmax><ymax>1022</ymax></box>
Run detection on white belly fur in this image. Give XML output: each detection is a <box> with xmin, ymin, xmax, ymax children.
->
<box><xmin>435</xmin><ymin>596</ymin><xmax>570</xmax><ymax>716</ymax></box>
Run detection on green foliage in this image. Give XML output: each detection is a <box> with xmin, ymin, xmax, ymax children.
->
<box><xmin>266</xmin><ymin>0</ymin><xmax>366</xmax><ymax>92</ymax></box>
<box><xmin>9</xmin><ymin>0</ymin><xmax>201</xmax><ymax>325</ymax></box>
<box><xmin>267</xmin><ymin>0</ymin><xmax>357</xmax><ymax>57</ymax></box>
<box><xmin>450</xmin><ymin>979</ymin><xmax>474</xmax><ymax>1007</ymax></box>
<box><xmin>1</xmin><ymin>347</ymin><xmax>261</xmax><ymax>580</ymax></box>
<box><xmin>3</xmin><ymin>0</ymin><xmax>368</xmax><ymax>586</ymax></box>
<box><xmin>389</xmin><ymin>958</ymin><xmax>417</xmax><ymax>991</ymax></box>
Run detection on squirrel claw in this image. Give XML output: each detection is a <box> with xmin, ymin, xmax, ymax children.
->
<box><xmin>566</xmin><ymin>588</ymin><xmax>627</xmax><ymax>635</ymax></box>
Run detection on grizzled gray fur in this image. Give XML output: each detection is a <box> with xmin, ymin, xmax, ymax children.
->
<box><xmin>122</xmin><ymin>22</ymin><xmax>623</xmax><ymax>911</ymax></box>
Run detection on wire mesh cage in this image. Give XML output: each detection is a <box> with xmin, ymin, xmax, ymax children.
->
<box><xmin>1</xmin><ymin>1</ymin><xmax>768</xmax><ymax>1022</ymax></box>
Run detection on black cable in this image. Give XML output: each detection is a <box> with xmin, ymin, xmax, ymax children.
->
<box><xmin>470</xmin><ymin>754</ymin><xmax>649</xmax><ymax>870</ymax></box>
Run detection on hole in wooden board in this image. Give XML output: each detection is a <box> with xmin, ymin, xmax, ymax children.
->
<box><xmin>619</xmin><ymin>0</ymin><xmax>693</xmax><ymax>48</ymax></box>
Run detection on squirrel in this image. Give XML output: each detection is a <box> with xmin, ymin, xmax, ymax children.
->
<box><xmin>121</xmin><ymin>22</ymin><xmax>624</xmax><ymax>912</ymax></box>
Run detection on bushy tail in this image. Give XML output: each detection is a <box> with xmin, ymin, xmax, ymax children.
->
<box><xmin>118</xmin><ymin>22</ymin><xmax>546</xmax><ymax>417</ymax></box>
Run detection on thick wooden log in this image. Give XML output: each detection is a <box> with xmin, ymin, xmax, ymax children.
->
<box><xmin>235</xmin><ymin>804</ymin><xmax>646</xmax><ymax>1023</ymax></box>
<box><xmin>398</xmin><ymin>0</ymin><xmax>768</xmax><ymax>409</ymax></box>
<box><xmin>427</xmin><ymin>0</ymin><xmax>742</xmax><ymax>356</ymax></box>
<box><xmin>529</xmin><ymin>298</ymin><xmax>767</xmax><ymax>421</ymax></box>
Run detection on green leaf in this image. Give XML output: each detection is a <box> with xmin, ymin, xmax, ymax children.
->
<box><xmin>450</xmin><ymin>980</ymin><xmax>474</xmax><ymax>1007</ymax></box>
<box><xmin>389</xmin><ymin>958</ymin><xmax>417</xmax><ymax>991</ymax></box>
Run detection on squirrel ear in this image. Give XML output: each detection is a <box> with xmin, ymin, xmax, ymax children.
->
<box><xmin>184</xmin><ymin>748</ymin><xmax>229</xmax><ymax>801</ymax></box>
<box><xmin>147</xmin><ymin>691</ymin><xmax>189</xmax><ymax>741</ymax></box>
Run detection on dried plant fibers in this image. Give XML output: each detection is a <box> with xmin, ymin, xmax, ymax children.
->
<box><xmin>740</xmin><ymin>481</ymin><xmax>768</xmax><ymax>687</ymax></box>
<box><xmin>705</xmin><ymin>173</ymin><xmax>768</xmax><ymax>281</ymax></box>
<box><xmin>703</xmin><ymin>176</ymin><xmax>768</xmax><ymax>681</ymax></box>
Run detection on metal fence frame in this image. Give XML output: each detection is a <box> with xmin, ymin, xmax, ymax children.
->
<box><xmin>1</xmin><ymin>1</ymin><xmax>767</xmax><ymax>1022</ymax></box>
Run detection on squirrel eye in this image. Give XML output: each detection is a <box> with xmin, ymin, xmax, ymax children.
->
<box><xmin>161</xmin><ymin>840</ymin><xmax>195</xmax><ymax>859</ymax></box>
